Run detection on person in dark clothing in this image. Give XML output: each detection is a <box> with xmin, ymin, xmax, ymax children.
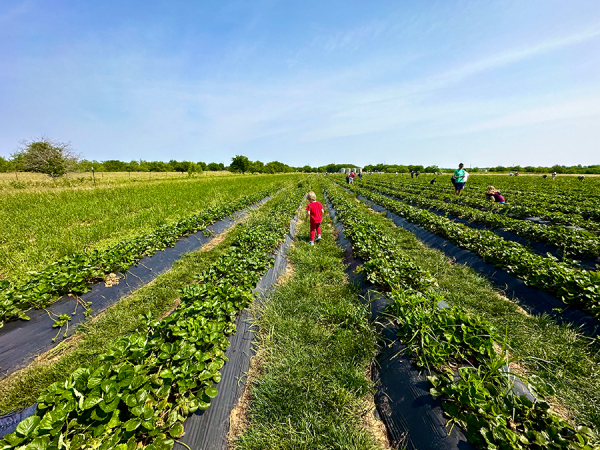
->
<box><xmin>430</xmin><ymin>178</ymin><xmax>437</xmax><ymax>185</ymax></box>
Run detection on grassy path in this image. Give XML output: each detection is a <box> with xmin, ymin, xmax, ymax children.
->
<box><xmin>235</xmin><ymin>187</ymin><xmax>386</xmax><ymax>450</ymax></box>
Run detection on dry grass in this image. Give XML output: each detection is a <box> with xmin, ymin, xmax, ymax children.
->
<box><xmin>227</xmin><ymin>349</ymin><xmax>266</xmax><ymax>449</ymax></box>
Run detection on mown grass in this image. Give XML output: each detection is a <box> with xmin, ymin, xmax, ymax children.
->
<box><xmin>236</xmin><ymin>187</ymin><xmax>382</xmax><ymax>450</ymax></box>
<box><xmin>340</xmin><ymin>186</ymin><xmax>600</xmax><ymax>430</ymax></box>
<box><xmin>0</xmin><ymin>174</ymin><xmax>295</xmax><ymax>281</ymax></box>
<box><xmin>0</xmin><ymin>218</ymin><xmax>245</xmax><ymax>415</ymax></box>
<box><xmin>0</xmin><ymin>170</ymin><xmax>235</xmax><ymax>192</ymax></box>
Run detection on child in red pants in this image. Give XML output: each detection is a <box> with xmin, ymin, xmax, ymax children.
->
<box><xmin>305</xmin><ymin>191</ymin><xmax>324</xmax><ymax>245</ymax></box>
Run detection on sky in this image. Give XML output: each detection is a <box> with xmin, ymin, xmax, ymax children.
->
<box><xmin>0</xmin><ymin>0</ymin><xmax>599</xmax><ymax>168</ymax></box>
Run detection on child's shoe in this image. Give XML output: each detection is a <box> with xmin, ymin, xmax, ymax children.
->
<box><xmin>309</xmin><ymin>241</ymin><xmax>315</xmax><ymax>245</ymax></box>
<box><xmin>316</xmin><ymin>234</ymin><xmax>322</xmax><ymax>241</ymax></box>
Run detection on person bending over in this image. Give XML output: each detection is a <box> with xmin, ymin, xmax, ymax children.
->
<box><xmin>305</xmin><ymin>191</ymin><xmax>324</xmax><ymax>246</ymax></box>
<box><xmin>485</xmin><ymin>186</ymin><xmax>505</xmax><ymax>204</ymax></box>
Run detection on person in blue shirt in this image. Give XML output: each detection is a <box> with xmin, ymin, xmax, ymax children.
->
<box><xmin>453</xmin><ymin>163</ymin><xmax>466</xmax><ymax>196</ymax></box>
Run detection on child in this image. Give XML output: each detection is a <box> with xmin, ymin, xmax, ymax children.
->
<box><xmin>305</xmin><ymin>191</ymin><xmax>324</xmax><ymax>245</ymax></box>
<box><xmin>485</xmin><ymin>186</ymin><xmax>505</xmax><ymax>204</ymax></box>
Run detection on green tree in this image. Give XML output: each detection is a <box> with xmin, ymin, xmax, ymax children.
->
<box><xmin>13</xmin><ymin>138</ymin><xmax>80</xmax><ymax>177</ymax></box>
<box><xmin>103</xmin><ymin>160</ymin><xmax>128</xmax><ymax>172</ymax></box>
<box><xmin>0</xmin><ymin>156</ymin><xmax>11</xmax><ymax>173</ymax></box>
<box><xmin>230</xmin><ymin>155</ymin><xmax>251</xmax><ymax>173</ymax></box>
<box><xmin>206</xmin><ymin>162</ymin><xmax>222</xmax><ymax>171</ymax></box>
<box><xmin>249</xmin><ymin>160</ymin><xmax>264</xmax><ymax>173</ymax></box>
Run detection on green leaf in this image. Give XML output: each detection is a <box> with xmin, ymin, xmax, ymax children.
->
<box><xmin>169</xmin><ymin>423</ymin><xmax>185</xmax><ymax>438</ymax></box>
<box><xmin>16</xmin><ymin>415</ymin><xmax>41</xmax><ymax>437</ymax></box>
<box><xmin>2</xmin><ymin>433</ymin><xmax>25</xmax><ymax>446</ymax></box>
<box><xmin>159</xmin><ymin>368</ymin><xmax>175</xmax><ymax>379</ymax></box>
<box><xmin>204</xmin><ymin>386</ymin><xmax>219</xmax><ymax>398</ymax></box>
<box><xmin>124</xmin><ymin>418</ymin><xmax>142</xmax><ymax>432</ymax></box>
<box><xmin>82</xmin><ymin>392</ymin><xmax>103</xmax><ymax>410</ymax></box>
<box><xmin>24</xmin><ymin>435</ymin><xmax>50</xmax><ymax>449</ymax></box>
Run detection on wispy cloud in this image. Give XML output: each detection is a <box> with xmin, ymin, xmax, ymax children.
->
<box><xmin>314</xmin><ymin>20</ymin><xmax>390</xmax><ymax>53</ymax></box>
<box><xmin>462</xmin><ymin>96</ymin><xmax>600</xmax><ymax>133</ymax></box>
<box><xmin>437</xmin><ymin>26</ymin><xmax>600</xmax><ymax>85</ymax></box>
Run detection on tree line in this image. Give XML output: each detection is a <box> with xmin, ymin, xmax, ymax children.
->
<box><xmin>1</xmin><ymin>138</ymin><xmax>598</xmax><ymax>176</ymax></box>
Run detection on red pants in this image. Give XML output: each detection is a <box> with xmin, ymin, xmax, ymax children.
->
<box><xmin>310</xmin><ymin>222</ymin><xmax>321</xmax><ymax>241</ymax></box>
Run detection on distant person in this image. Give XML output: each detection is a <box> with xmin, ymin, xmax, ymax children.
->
<box><xmin>509</xmin><ymin>171</ymin><xmax>514</xmax><ymax>176</ymax></box>
<box><xmin>486</xmin><ymin>186</ymin><xmax>506</xmax><ymax>204</ymax></box>
<box><xmin>346</xmin><ymin>174</ymin><xmax>350</xmax><ymax>184</ymax></box>
<box><xmin>543</xmin><ymin>174</ymin><xmax>548</xmax><ymax>179</ymax></box>
<box><xmin>396</xmin><ymin>172</ymin><xmax>398</xmax><ymax>176</ymax></box>
<box><xmin>349</xmin><ymin>171</ymin><xmax>355</xmax><ymax>184</ymax></box>
<box><xmin>305</xmin><ymin>191</ymin><xmax>324</xmax><ymax>246</ymax></box>
<box><xmin>416</xmin><ymin>172</ymin><xmax>420</xmax><ymax>177</ymax></box>
<box><xmin>359</xmin><ymin>172</ymin><xmax>363</xmax><ymax>181</ymax></box>
<box><xmin>552</xmin><ymin>171</ymin><xmax>557</xmax><ymax>180</ymax></box>
<box><xmin>430</xmin><ymin>178</ymin><xmax>437</xmax><ymax>185</ymax></box>
<box><xmin>515</xmin><ymin>171</ymin><xmax>519</xmax><ymax>176</ymax></box>
<box><xmin>578</xmin><ymin>175</ymin><xmax>585</xmax><ymax>181</ymax></box>
<box><xmin>452</xmin><ymin>163</ymin><xmax>467</xmax><ymax>195</ymax></box>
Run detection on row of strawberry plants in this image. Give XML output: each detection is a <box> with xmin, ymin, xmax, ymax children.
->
<box><xmin>366</xmin><ymin>177</ymin><xmax>600</xmax><ymax>231</ymax></box>
<box><xmin>0</xmin><ymin>185</ymin><xmax>279</xmax><ymax>327</ymax></box>
<box><xmin>324</xmin><ymin>182</ymin><xmax>598</xmax><ymax>449</ymax></box>
<box><xmin>322</xmin><ymin>186</ymin><xmax>436</xmax><ymax>292</ymax></box>
<box><xmin>349</xmin><ymin>183</ymin><xmax>600</xmax><ymax>315</ymax></box>
<box><xmin>388</xmin><ymin>290</ymin><xmax>598</xmax><ymax>450</ymax></box>
<box><xmin>0</xmin><ymin>184</ymin><xmax>306</xmax><ymax>450</ymax></box>
<box><xmin>373</xmin><ymin>175</ymin><xmax>600</xmax><ymax>214</ymax></box>
<box><xmin>360</xmin><ymin>180</ymin><xmax>600</xmax><ymax>258</ymax></box>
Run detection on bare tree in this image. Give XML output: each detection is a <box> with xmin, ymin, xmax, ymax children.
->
<box><xmin>12</xmin><ymin>137</ymin><xmax>80</xmax><ymax>177</ymax></box>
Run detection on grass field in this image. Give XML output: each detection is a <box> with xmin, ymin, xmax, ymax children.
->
<box><xmin>0</xmin><ymin>174</ymin><xmax>294</xmax><ymax>282</ymax></box>
<box><xmin>0</xmin><ymin>170</ymin><xmax>235</xmax><ymax>192</ymax></box>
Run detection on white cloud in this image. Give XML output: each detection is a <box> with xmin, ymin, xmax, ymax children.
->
<box><xmin>463</xmin><ymin>97</ymin><xmax>600</xmax><ymax>133</ymax></box>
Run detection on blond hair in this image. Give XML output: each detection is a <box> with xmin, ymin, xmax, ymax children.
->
<box><xmin>307</xmin><ymin>191</ymin><xmax>317</xmax><ymax>201</ymax></box>
<box><xmin>486</xmin><ymin>185</ymin><xmax>496</xmax><ymax>195</ymax></box>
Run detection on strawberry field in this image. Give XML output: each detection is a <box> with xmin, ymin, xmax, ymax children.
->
<box><xmin>1</xmin><ymin>173</ymin><xmax>600</xmax><ymax>450</ymax></box>
<box><xmin>324</xmin><ymin>179</ymin><xmax>600</xmax><ymax>449</ymax></box>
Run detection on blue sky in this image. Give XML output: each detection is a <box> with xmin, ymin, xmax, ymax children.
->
<box><xmin>1</xmin><ymin>0</ymin><xmax>599</xmax><ymax>168</ymax></box>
